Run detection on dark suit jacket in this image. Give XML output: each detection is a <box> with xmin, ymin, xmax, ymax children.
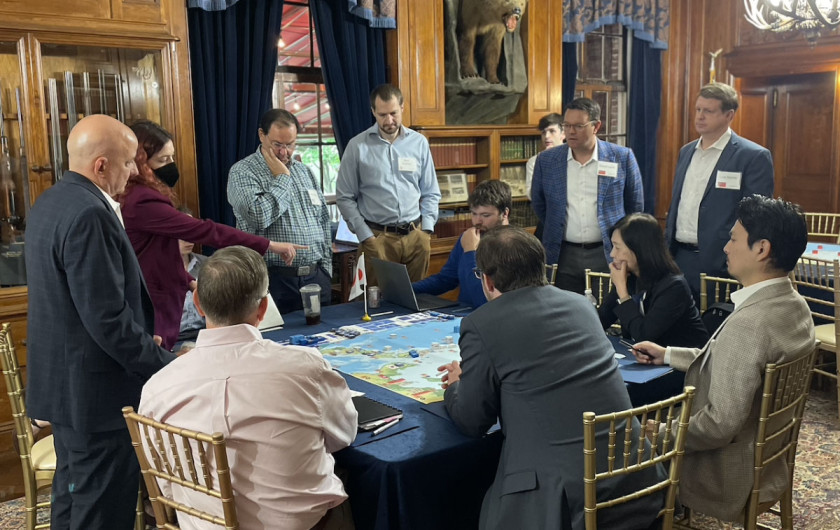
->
<box><xmin>665</xmin><ymin>131</ymin><xmax>774</xmax><ymax>276</ymax></box>
<box><xmin>531</xmin><ymin>140</ymin><xmax>644</xmax><ymax>265</ymax></box>
<box><xmin>25</xmin><ymin>172</ymin><xmax>175</xmax><ymax>433</ymax></box>
<box><xmin>121</xmin><ymin>184</ymin><xmax>269</xmax><ymax>350</ymax></box>
<box><xmin>445</xmin><ymin>285</ymin><xmax>665</xmax><ymax>530</ymax></box>
<box><xmin>599</xmin><ymin>274</ymin><xmax>709</xmax><ymax>348</ymax></box>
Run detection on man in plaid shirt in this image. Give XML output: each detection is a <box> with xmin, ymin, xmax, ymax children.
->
<box><xmin>228</xmin><ymin>109</ymin><xmax>332</xmax><ymax>314</ymax></box>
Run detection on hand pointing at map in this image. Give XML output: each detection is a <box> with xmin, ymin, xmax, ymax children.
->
<box><xmin>438</xmin><ymin>361</ymin><xmax>462</xmax><ymax>389</ymax></box>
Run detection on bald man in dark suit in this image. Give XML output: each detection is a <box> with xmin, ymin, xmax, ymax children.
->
<box><xmin>25</xmin><ymin>114</ymin><xmax>175</xmax><ymax>528</ymax></box>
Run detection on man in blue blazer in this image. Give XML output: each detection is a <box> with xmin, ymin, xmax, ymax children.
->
<box><xmin>25</xmin><ymin>115</ymin><xmax>175</xmax><ymax>528</ymax></box>
<box><xmin>531</xmin><ymin>97</ymin><xmax>644</xmax><ymax>294</ymax></box>
<box><xmin>665</xmin><ymin>82</ymin><xmax>774</xmax><ymax>301</ymax></box>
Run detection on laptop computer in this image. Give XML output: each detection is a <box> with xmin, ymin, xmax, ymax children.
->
<box><xmin>370</xmin><ymin>257</ymin><xmax>458</xmax><ymax>311</ymax></box>
<box><xmin>334</xmin><ymin>215</ymin><xmax>360</xmax><ymax>245</ymax></box>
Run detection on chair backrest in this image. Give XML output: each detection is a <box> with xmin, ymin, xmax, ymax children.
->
<box><xmin>0</xmin><ymin>323</ymin><xmax>37</xmax><ymax>463</ymax></box>
<box><xmin>699</xmin><ymin>273</ymin><xmax>742</xmax><ymax>313</ymax></box>
<box><xmin>804</xmin><ymin>212</ymin><xmax>840</xmax><ymax>243</ymax></box>
<box><xmin>584</xmin><ymin>269</ymin><xmax>612</xmax><ymax>306</ymax></box>
<box><xmin>123</xmin><ymin>406</ymin><xmax>239</xmax><ymax>530</ymax></box>
<box><xmin>792</xmin><ymin>257</ymin><xmax>840</xmax><ymax>333</ymax></box>
<box><xmin>745</xmin><ymin>347</ymin><xmax>817</xmax><ymax>524</ymax></box>
<box><xmin>545</xmin><ymin>263</ymin><xmax>558</xmax><ymax>284</ymax></box>
<box><xmin>582</xmin><ymin>386</ymin><xmax>696</xmax><ymax>530</ymax></box>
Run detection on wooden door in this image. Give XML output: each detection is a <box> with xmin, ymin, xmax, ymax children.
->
<box><xmin>741</xmin><ymin>72</ymin><xmax>838</xmax><ymax>212</ymax></box>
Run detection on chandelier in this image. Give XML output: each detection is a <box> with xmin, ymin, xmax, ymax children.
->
<box><xmin>744</xmin><ymin>0</ymin><xmax>840</xmax><ymax>45</ymax></box>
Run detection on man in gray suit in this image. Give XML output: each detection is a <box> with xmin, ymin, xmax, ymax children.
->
<box><xmin>634</xmin><ymin>195</ymin><xmax>815</xmax><ymax>523</ymax></box>
<box><xmin>26</xmin><ymin>115</ymin><xmax>175</xmax><ymax>528</ymax></box>
<box><xmin>439</xmin><ymin>226</ymin><xmax>665</xmax><ymax>530</ymax></box>
<box><xmin>665</xmin><ymin>82</ymin><xmax>774</xmax><ymax>301</ymax></box>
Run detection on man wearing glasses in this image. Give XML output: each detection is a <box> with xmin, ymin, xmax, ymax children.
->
<box><xmin>413</xmin><ymin>180</ymin><xmax>511</xmax><ymax>308</ymax></box>
<box><xmin>228</xmin><ymin>108</ymin><xmax>332</xmax><ymax>314</ymax></box>
<box><xmin>531</xmin><ymin>97</ymin><xmax>644</xmax><ymax>294</ymax></box>
<box><xmin>664</xmin><ymin>82</ymin><xmax>774</xmax><ymax>303</ymax></box>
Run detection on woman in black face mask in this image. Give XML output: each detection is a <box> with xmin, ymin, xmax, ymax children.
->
<box><xmin>119</xmin><ymin>121</ymin><xmax>304</xmax><ymax>351</ymax></box>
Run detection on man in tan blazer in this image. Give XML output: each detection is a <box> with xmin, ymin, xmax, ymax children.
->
<box><xmin>631</xmin><ymin>195</ymin><xmax>815</xmax><ymax>523</ymax></box>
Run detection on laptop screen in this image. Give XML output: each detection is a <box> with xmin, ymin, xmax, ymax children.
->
<box><xmin>335</xmin><ymin>216</ymin><xmax>359</xmax><ymax>245</ymax></box>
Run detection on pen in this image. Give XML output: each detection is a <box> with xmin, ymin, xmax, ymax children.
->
<box><xmin>619</xmin><ymin>339</ymin><xmax>653</xmax><ymax>360</ymax></box>
<box><xmin>360</xmin><ymin>414</ymin><xmax>403</xmax><ymax>430</ymax></box>
<box><xmin>372</xmin><ymin>416</ymin><xmax>402</xmax><ymax>435</ymax></box>
<box><xmin>370</xmin><ymin>311</ymin><xmax>394</xmax><ymax>317</ymax></box>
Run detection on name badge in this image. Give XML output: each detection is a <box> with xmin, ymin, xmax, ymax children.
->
<box><xmin>398</xmin><ymin>157</ymin><xmax>418</xmax><ymax>172</ymax></box>
<box><xmin>307</xmin><ymin>189</ymin><xmax>322</xmax><ymax>206</ymax></box>
<box><xmin>597</xmin><ymin>161</ymin><xmax>618</xmax><ymax>178</ymax></box>
<box><xmin>715</xmin><ymin>171</ymin><xmax>742</xmax><ymax>190</ymax></box>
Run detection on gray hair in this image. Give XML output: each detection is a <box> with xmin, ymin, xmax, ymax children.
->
<box><xmin>196</xmin><ymin>246</ymin><xmax>269</xmax><ymax>326</ymax></box>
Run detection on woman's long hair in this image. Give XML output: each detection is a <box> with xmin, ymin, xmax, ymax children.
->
<box><xmin>121</xmin><ymin>120</ymin><xmax>176</xmax><ymax>203</ymax></box>
<box><xmin>610</xmin><ymin>213</ymin><xmax>680</xmax><ymax>292</ymax></box>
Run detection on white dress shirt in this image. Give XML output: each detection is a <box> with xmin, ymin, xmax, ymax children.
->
<box><xmin>97</xmin><ymin>186</ymin><xmax>124</xmax><ymax>227</ymax></box>
<box><xmin>675</xmin><ymin>129</ymin><xmax>732</xmax><ymax>244</ymax></box>
<box><xmin>139</xmin><ymin>324</ymin><xmax>358</xmax><ymax>530</ymax></box>
<box><xmin>565</xmin><ymin>143</ymin><xmax>601</xmax><ymax>244</ymax></box>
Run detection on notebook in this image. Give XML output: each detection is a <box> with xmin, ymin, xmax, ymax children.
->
<box><xmin>370</xmin><ymin>257</ymin><xmax>458</xmax><ymax>311</ymax></box>
<box><xmin>352</xmin><ymin>395</ymin><xmax>403</xmax><ymax>428</ymax></box>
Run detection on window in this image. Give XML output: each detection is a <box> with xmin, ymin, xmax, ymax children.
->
<box><xmin>574</xmin><ymin>24</ymin><xmax>628</xmax><ymax>146</ymax></box>
<box><xmin>273</xmin><ymin>0</ymin><xmax>339</xmax><ymax>207</ymax></box>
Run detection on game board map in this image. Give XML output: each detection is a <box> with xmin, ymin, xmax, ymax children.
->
<box><xmin>290</xmin><ymin>311</ymin><xmax>462</xmax><ymax>404</ymax></box>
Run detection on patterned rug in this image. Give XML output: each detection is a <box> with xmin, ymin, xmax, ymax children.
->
<box><xmin>0</xmin><ymin>392</ymin><xmax>837</xmax><ymax>529</ymax></box>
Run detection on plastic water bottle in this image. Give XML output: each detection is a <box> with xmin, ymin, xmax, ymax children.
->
<box><xmin>584</xmin><ymin>288</ymin><xmax>598</xmax><ymax>307</ymax></box>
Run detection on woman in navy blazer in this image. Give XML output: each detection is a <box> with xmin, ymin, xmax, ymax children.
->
<box><xmin>120</xmin><ymin>121</ymin><xmax>302</xmax><ymax>350</ymax></box>
<box><xmin>598</xmin><ymin>213</ymin><xmax>709</xmax><ymax>348</ymax></box>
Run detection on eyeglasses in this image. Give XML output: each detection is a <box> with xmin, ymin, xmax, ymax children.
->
<box><xmin>270</xmin><ymin>141</ymin><xmax>296</xmax><ymax>152</ymax></box>
<box><xmin>473</xmin><ymin>267</ymin><xmax>483</xmax><ymax>280</ymax></box>
<box><xmin>560</xmin><ymin>121</ymin><xmax>595</xmax><ymax>132</ymax></box>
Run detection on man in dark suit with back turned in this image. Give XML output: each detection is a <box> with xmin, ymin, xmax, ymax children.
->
<box><xmin>25</xmin><ymin>114</ymin><xmax>175</xmax><ymax>528</ymax></box>
<box><xmin>665</xmin><ymin>82</ymin><xmax>774</xmax><ymax>301</ymax></box>
<box><xmin>438</xmin><ymin>226</ymin><xmax>665</xmax><ymax>530</ymax></box>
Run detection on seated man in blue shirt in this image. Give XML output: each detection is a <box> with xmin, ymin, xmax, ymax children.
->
<box><xmin>413</xmin><ymin>180</ymin><xmax>511</xmax><ymax>307</ymax></box>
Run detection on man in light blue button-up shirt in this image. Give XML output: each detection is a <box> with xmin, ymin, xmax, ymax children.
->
<box><xmin>337</xmin><ymin>84</ymin><xmax>441</xmax><ymax>285</ymax></box>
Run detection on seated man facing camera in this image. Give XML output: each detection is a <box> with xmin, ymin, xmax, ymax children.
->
<box><xmin>413</xmin><ymin>180</ymin><xmax>511</xmax><ymax>308</ymax></box>
<box><xmin>439</xmin><ymin>226</ymin><xmax>665</xmax><ymax>530</ymax></box>
<box><xmin>632</xmin><ymin>195</ymin><xmax>815</xmax><ymax>524</ymax></box>
<box><xmin>139</xmin><ymin>246</ymin><xmax>357</xmax><ymax>529</ymax></box>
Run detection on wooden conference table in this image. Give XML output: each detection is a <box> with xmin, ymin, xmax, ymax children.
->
<box><xmin>263</xmin><ymin>301</ymin><xmax>682</xmax><ymax>530</ymax></box>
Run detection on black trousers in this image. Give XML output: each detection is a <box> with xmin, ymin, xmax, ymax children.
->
<box><xmin>268</xmin><ymin>265</ymin><xmax>333</xmax><ymax>314</ymax></box>
<box><xmin>50</xmin><ymin>423</ymin><xmax>139</xmax><ymax>530</ymax></box>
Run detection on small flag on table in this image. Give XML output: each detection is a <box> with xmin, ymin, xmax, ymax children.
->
<box><xmin>349</xmin><ymin>253</ymin><xmax>367</xmax><ymax>302</ymax></box>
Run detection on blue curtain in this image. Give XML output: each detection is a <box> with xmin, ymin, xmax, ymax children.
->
<box><xmin>562</xmin><ymin>42</ymin><xmax>578</xmax><ymax>110</ymax></box>
<box><xmin>346</xmin><ymin>0</ymin><xmax>396</xmax><ymax>28</ymax></box>
<box><xmin>563</xmin><ymin>0</ymin><xmax>669</xmax><ymax>49</ymax></box>
<box><xmin>628</xmin><ymin>36</ymin><xmax>662</xmax><ymax>214</ymax></box>
<box><xmin>311</xmin><ymin>0</ymin><xmax>386</xmax><ymax>156</ymax></box>
<box><xmin>187</xmin><ymin>0</ymin><xmax>284</xmax><ymax>225</ymax></box>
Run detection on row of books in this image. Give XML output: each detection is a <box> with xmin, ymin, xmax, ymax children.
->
<box><xmin>500</xmin><ymin>137</ymin><xmax>541</xmax><ymax>160</ymax></box>
<box><xmin>434</xmin><ymin>211</ymin><xmax>475</xmax><ymax>238</ymax></box>
<box><xmin>428</xmin><ymin>139</ymin><xmax>478</xmax><ymax>166</ymax></box>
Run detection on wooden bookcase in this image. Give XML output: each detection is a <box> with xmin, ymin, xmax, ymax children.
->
<box><xmin>0</xmin><ymin>0</ymin><xmax>196</xmax><ymax>437</ymax></box>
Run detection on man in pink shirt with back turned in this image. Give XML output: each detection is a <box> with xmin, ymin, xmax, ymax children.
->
<box><xmin>139</xmin><ymin>246</ymin><xmax>357</xmax><ymax>529</ymax></box>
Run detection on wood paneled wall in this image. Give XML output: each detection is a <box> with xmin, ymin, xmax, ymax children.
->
<box><xmin>657</xmin><ymin>0</ymin><xmax>840</xmax><ymax>217</ymax></box>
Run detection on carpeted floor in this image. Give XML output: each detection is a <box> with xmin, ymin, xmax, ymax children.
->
<box><xmin>0</xmin><ymin>392</ymin><xmax>837</xmax><ymax>529</ymax></box>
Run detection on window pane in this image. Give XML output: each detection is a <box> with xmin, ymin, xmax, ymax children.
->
<box><xmin>604</xmin><ymin>35</ymin><xmax>624</xmax><ymax>82</ymax></box>
<box><xmin>582</xmin><ymin>34</ymin><xmax>604</xmax><ymax>80</ymax></box>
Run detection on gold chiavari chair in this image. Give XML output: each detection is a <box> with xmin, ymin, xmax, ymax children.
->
<box><xmin>698</xmin><ymin>273</ymin><xmax>742</xmax><ymax>313</ymax></box>
<box><xmin>123</xmin><ymin>406</ymin><xmax>239</xmax><ymax>530</ymax></box>
<box><xmin>584</xmin><ymin>269</ymin><xmax>612</xmax><ymax>306</ymax></box>
<box><xmin>676</xmin><ymin>347</ymin><xmax>817</xmax><ymax>530</ymax></box>
<box><xmin>583</xmin><ymin>387</ymin><xmax>696</xmax><ymax>530</ymax></box>
<box><xmin>791</xmin><ymin>257</ymin><xmax>840</xmax><ymax>420</ymax></box>
<box><xmin>545</xmin><ymin>263</ymin><xmax>558</xmax><ymax>284</ymax></box>
<box><xmin>0</xmin><ymin>322</ymin><xmax>56</xmax><ymax>530</ymax></box>
<box><xmin>804</xmin><ymin>212</ymin><xmax>840</xmax><ymax>243</ymax></box>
